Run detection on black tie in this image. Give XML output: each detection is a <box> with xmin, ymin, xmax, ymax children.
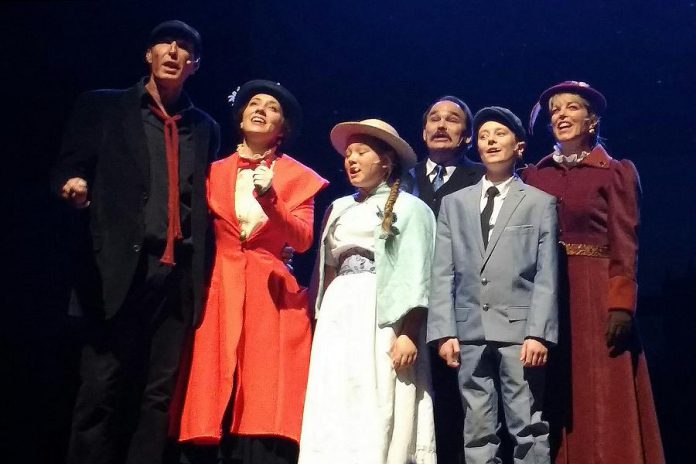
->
<box><xmin>481</xmin><ymin>186</ymin><xmax>499</xmax><ymax>248</ymax></box>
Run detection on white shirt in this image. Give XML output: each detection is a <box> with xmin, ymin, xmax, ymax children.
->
<box><xmin>425</xmin><ymin>158</ymin><xmax>457</xmax><ymax>185</ymax></box>
<box><xmin>479</xmin><ymin>175</ymin><xmax>516</xmax><ymax>240</ymax></box>
<box><xmin>235</xmin><ymin>162</ymin><xmax>276</xmax><ymax>240</ymax></box>
<box><xmin>326</xmin><ymin>187</ymin><xmax>383</xmax><ymax>266</ymax></box>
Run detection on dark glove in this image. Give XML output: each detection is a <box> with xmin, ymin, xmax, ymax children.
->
<box><xmin>605</xmin><ymin>310</ymin><xmax>632</xmax><ymax>354</ymax></box>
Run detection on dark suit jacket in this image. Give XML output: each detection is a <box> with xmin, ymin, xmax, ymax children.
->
<box><xmin>51</xmin><ymin>81</ymin><xmax>220</xmax><ymax>324</ymax></box>
<box><xmin>402</xmin><ymin>155</ymin><xmax>485</xmax><ymax>215</ymax></box>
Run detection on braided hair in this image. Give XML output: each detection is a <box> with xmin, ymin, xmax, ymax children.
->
<box><xmin>351</xmin><ymin>135</ymin><xmax>404</xmax><ymax>239</ymax></box>
<box><xmin>379</xmin><ymin>145</ymin><xmax>403</xmax><ymax>239</ymax></box>
<box><xmin>381</xmin><ymin>177</ymin><xmax>401</xmax><ymax>239</ymax></box>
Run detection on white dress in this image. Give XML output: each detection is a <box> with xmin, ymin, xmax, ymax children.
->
<box><xmin>299</xmin><ymin>193</ymin><xmax>436</xmax><ymax>464</ymax></box>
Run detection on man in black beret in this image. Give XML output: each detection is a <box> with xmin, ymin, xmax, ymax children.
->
<box><xmin>402</xmin><ymin>96</ymin><xmax>485</xmax><ymax>216</ymax></box>
<box><xmin>51</xmin><ymin>20</ymin><xmax>219</xmax><ymax>464</ymax></box>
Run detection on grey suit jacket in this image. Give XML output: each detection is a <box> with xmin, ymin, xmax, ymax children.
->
<box><xmin>427</xmin><ymin>176</ymin><xmax>559</xmax><ymax>345</ymax></box>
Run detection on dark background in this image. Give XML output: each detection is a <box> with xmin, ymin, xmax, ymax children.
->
<box><xmin>2</xmin><ymin>1</ymin><xmax>694</xmax><ymax>463</ymax></box>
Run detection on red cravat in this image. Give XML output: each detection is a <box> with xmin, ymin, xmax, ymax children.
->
<box><xmin>149</xmin><ymin>104</ymin><xmax>183</xmax><ymax>266</ymax></box>
<box><xmin>237</xmin><ymin>156</ymin><xmax>273</xmax><ymax>170</ymax></box>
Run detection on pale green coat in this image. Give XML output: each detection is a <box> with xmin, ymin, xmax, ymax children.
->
<box><xmin>311</xmin><ymin>185</ymin><xmax>437</xmax><ymax>327</ymax></box>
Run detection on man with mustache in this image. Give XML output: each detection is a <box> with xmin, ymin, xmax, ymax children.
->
<box><xmin>403</xmin><ymin>96</ymin><xmax>485</xmax><ymax>216</ymax></box>
<box><xmin>402</xmin><ymin>96</ymin><xmax>485</xmax><ymax>464</ymax></box>
<box><xmin>51</xmin><ymin>21</ymin><xmax>219</xmax><ymax>464</ymax></box>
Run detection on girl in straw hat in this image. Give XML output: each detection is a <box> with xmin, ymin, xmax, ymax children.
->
<box><xmin>299</xmin><ymin>119</ymin><xmax>436</xmax><ymax>464</ymax></box>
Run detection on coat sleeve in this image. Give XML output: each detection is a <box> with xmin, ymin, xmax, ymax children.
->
<box><xmin>527</xmin><ymin>195</ymin><xmax>559</xmax><ymax>345</ymax></box>
<box><xmin>426</xmin><ymin>196</ymin><xmax>458</xmax><ymax>343</ymax></box>
<box><xmin>50</xmin><ymin>91</ymin><xmax>104</xmax><ymax>196</ymax></box>
<box><xmin>256</xmin><ymin>160</ymin><xmax>329</xmax><ymax>252</ymax></box>
<box><xmin>256</xmin><ymin>189</ymin><xmax>316</xmax><ymax>253</ymax></box>
<box><xmin>607</xmin><ymin>159</ymin><xmax>641</xmax><ymax>312</ymax></box>
<box><xmin>398</xmin><ymin>199</ymin><xmax>436</xmax><ymax>311</ymax></box>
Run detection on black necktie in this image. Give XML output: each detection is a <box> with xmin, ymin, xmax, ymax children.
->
<box><xmin>481</xmin><ymin>186</ymin><xmax>499</xmax><ymax>248</ymax></box>
<box><xmin>432</xmin><ymin>165</ymin><xmax>445</xmax><ymax>192</ymax></box>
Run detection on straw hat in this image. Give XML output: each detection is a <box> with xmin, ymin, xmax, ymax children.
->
<box><xmin>330</xmin><ymin>119</ymin><xmax>417</xmax><ymax>169</ymax></box>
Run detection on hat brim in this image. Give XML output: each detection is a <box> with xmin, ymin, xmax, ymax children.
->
<box><xmin>330</xmin><ymin>122</ymin><xmax>417</xmax><ymax>170</ymax></box>
<box><xmin>150</xmin><ymin>21</ymin><xmax>202</xmax><ymax>56</ymax></box>
<box><xmin>539</xmin><ymin>83</ymin><xmax>607</xmax><ymax>114</ymax></box>
<box><xmin>232</xmin><ymin>80</ymin><xmax>302</xmax><ymax>145</ymax></box>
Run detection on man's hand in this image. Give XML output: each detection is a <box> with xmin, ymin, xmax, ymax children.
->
<box><xmin>391</xmin><ymin>334</ymin><xmax>418</xmax><ymax>371</ymax></box>
<box><xmin>252</xmin><ymin>165</ymin><xmax>273</xmax><ymax>195</ymax></box>
<box><xmin>61</xmin><ymin>177</ymin><xmax>90</xmax><ymax>208</ymax></box>
<box><xmin>520</xmin><ymin>338</ymin><xmax>548</xmax><ymax>367</ymax></box>
<box><xmin>437</xmin><ymin>337</ymin><xmax>461</xmax><ymax>368</ymax></box>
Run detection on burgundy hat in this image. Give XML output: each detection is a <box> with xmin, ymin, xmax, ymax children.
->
<box><xmin>529</xmin><ymin>80</ymin><xmax>607</xmax><ymax>134</ymax></box>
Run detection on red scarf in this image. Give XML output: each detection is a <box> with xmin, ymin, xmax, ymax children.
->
<box><xmin>149</xmin><ymin>104</ymin><xmax>183</xmax><ymax>266</ymax></box>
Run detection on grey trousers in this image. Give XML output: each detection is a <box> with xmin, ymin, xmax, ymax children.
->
<box><xmin>457</xmin><ymin>342</ymin><xmax>550</xmax><ymax>464</ymax></box>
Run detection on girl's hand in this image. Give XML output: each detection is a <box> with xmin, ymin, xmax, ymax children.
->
<box><xmin>391</xmin><ymin>334</ymin><xmax>417</xmax><ymax>371</ymax></box>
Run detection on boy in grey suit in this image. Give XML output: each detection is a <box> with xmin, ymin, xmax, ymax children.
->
<box><xmin>427</xmin><ymin>107</ymin><xmax>558</xmax><ymax>464</ymax></box>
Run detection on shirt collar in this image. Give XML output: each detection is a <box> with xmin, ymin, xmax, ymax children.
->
<box><xmin>138</xmin><ymin>77</ymin><xmax>194</xmax><ymax>115</ymax></box>
<box><xmin>425</xmin><ymin>157</ymin><xmax>457</xmax><ymax>176</ymax></box>
<box><xmin>353</xmin><ymin>181</ymin><xmax>391</xmax><ymax>202</ymax></box>
<box><xmin>481</xmin><ymin>174</ymin><xmax>516</xmax><ymax>199</ymax></box>
<box><xmin>538</xmin><ymin>144</ymin><xmax>612</xmax><ymax>170</ymax></box>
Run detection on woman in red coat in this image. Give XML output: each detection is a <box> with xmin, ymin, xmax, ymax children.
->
<box><xmin>524</xmin><ymin>81</ymin><xmax>664</xmax><ymax>464</ymax></box>
<box><xmin>176</xmin><ymin>80</ymin><xmax>328</xmax><ymax>463</ymax></box>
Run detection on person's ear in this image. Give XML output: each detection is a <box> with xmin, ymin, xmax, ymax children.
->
<box><xmin>145</xmin><ymin>49</ymin><xmax>153</xmax><ymax>64</ymax></box>
<box><xmin>516</xmin><ymin>140</ymin><xmax>526</xmax><ymax>158</ymax></box>
<box><xmin>187</xmin><ymin>57</ymin><xmax>201</xmax><ymax>73</ymax></box>
<box><xmin>588</xmin><ymin>115</ymin><xmax>599</xmax><ymax>134</ymax></box>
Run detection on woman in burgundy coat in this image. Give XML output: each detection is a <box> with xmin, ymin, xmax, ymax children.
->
<box><xmin>523</xmin><ymin>81</ymin><xmax>664</xmax><ymax>464</ymax></box>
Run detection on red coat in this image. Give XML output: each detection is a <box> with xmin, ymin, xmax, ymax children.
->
<box><xmin>176</xmin><ymin>152</ymin><xmax>328</xmax><ymax>444</ymax></box>
<box><xmin>523</xmin><ymin>146</ymin><xmax>664</xmax><ymax>464</ymax></box>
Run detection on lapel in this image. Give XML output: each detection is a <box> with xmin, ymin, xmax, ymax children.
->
<box><xmin>481</xmin><ymin>177</ymin><xmax>525</xmax><ymax>269</ymax></box>
<box><xmin>414</xmin><ymin>161</ymin><xmax>433</xmax><ymax>203</ymax></box>
<box><xmin>209</xmin><ymin>154</ymin><xmax>241</xmax><ymax>233</ymax></box>
<box><xmin>466</xmin><ymin>180</ymin><xmax>486</xmax><ymax>258</ymax></box>
<box><xmin>119</xmin><ymin>84</ymin><xmax>150</xmax><ymax>190</ymax></box>
<box><xmin>190</xmin><ymin>112</ymin><xmax>210</xmax><ymax>183</ymax></box>
<box><xmin>320</xmin><ymin>196</ymin><xmax>356</xmax><ymax>246</ymax></box>
<box><xmin>437</xmin><ymin>156</ymin><xmax>484</xmax><ymax>197</ymax></box>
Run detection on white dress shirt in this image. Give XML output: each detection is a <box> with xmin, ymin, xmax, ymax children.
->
<box><xmin>235</xmin><ymin>161</ymin><xmax>277</xmax><ymax>240</ymax></box>
<box><xmin>479</xmin><ymin>175</ymin><xmax>516</xmax><ymax>241</ymax></box>
<box><xmin>425</xmin><ymin>158</ymin><xmax>457</xmax><ymax>185</ymax></box>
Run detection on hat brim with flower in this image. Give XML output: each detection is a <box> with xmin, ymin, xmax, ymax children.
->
<box><xmin>529</xmin><ymin>80</ymin><xmax>607</xmax><ymax>134</ymax></box>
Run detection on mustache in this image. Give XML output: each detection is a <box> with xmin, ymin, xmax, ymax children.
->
<box><xmin>431</xmin><ymin>131</ymin><xmax>452</xmax><ymax>140</ymax></box>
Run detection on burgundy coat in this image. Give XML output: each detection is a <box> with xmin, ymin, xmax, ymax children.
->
<box><xmin>523</xmin><ymin>145</ymin><xmax>664</xmax><ymax>464</ymax></box>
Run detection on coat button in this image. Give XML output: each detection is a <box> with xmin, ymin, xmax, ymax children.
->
<box><xmin>132</xmin><ymin>244</ymin><xmax>141</xmax><ymax>253</ymax></box>
<box><xmin>481</xmin><ymin>277</ymin><xmax>488</xmax><ymax>285</ymax></box>
<box><xmin>482</xmin><ymin>303</ymin><xmax>490</xmax><ymax>311</ymax></box>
